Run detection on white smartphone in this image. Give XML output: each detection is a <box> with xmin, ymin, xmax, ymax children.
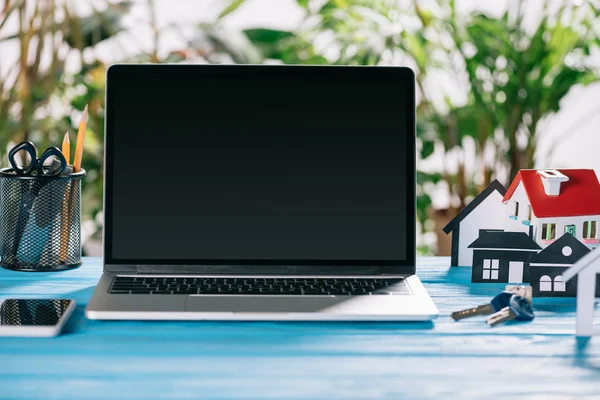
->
<box><xmin>0</xmin><ymin>299</ymin><xmax>75</xmax><ymax>337</ymax></box>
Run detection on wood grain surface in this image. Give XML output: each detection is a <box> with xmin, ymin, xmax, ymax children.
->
<box><xmin>0</xmin><ymin>257</ymin><xmax>598</xmax><ymax>399</ymax></box>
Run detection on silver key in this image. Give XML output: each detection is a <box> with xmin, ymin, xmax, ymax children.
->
<box><xmin>451</xmin><ymin>286</ymin><xmax>532</xmax><ymax>321</ymax></box>
<box><xmin>451</xmin><ymin>291</ymin><xmax>512</xmax><ymax>321</ymax></box>
<box><xmin>451</xmin><ymin>304</ymin><xmax>494</xmax><ymax>320</ymax></box>
<box><xmin>486</xmin><ymin>295</ymin><xmax>535</xmax><ymax>327</ymax></box>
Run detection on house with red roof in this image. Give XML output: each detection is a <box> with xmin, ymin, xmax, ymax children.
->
<box><xmin>502</xmin><ymin>169</ymin><xmax>600</xmax><ymax>250</ymax></box>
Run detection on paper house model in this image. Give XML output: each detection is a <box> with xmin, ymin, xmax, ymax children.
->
<box><xmin>562</xmin><ymin>249</ymin><xmax>600</xmax><ymax>336</ymax></box>
<box><xmin>443</xmin><ymin>180</ymin><xmax>507</xmax><ymax>267</ymax></box>
<box><xmin>468</xmin><ymin>231</ymin><xmax>541</xmax><ymax>283</ymax></box>
<box><xmin>502</xmin><ymin>169</ymin><xmax>600</xmax><ymax>250</ymax></box>
<box><xmin>529</xmin><ymin>233</ymin><xmax>590</xmax><ymax>297</ymax></box>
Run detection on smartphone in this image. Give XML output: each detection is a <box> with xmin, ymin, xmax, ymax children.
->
<box><xmin>0</xmin><ymin>299</ymin><xmax>75</xmax><ymax>337</ymax></box>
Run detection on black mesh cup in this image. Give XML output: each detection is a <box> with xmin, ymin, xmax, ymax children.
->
<box><xmin>0</xmin><ymin>168</ymin><xmax>85</xmax><ymax>271</ymax></box>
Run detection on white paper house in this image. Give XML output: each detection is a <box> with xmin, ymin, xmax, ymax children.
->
<box><xmin>563</xmin><ymin>249</ymin><xmax>600</xmax><ymax>337</ymax></box>
<box><xmin>443</xmin><ymin>180</ymin><xmax>507</xmax><ymax>267</ymax></box>
<box><xmin>501</xmin><ymin>169</ymin><xmax>600</xmax><ymax>250</ymax></box>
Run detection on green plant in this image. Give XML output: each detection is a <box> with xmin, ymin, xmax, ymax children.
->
<box><xmin>443</xmin><ymin>0</ymin><xmax>600</xmax><ymax>188</ymax></box>
<box><xmin>207</xmin><ymin>0</ymin><xmax>600</xmax><ymax>254</ymax></box>
<box><xmin>0</xmin><ymin>0</ymin><xmax>132</xmax><ymax>251</ymax></box>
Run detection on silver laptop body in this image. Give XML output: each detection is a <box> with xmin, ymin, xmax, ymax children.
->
<box><xmin>86</xmin><ymin>64</ymin><xmax>438</xmax><ymax>321</ymax></box>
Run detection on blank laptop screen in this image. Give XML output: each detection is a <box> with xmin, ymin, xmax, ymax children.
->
<box><xmin>105</xmin><ymin>65</ymin><xmax>414</xmax><ymax>265</ymax></box>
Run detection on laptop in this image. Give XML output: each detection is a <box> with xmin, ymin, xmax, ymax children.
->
<box><xmin>85</xmin><ymin>64</ymin><xmax>438</xmax><ymax>321</ymax></box>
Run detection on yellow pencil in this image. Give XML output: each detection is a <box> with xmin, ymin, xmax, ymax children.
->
<box><xmin>62</xmin><ymin>131</ymin><xmax>70</xmax><ymax>164</ymax></box>
<box><xmin>60</xmin><ymin>102</ymin><xmax>87</xmax><ymax>261</ymax></box>
<box><xmin>60</xmin><ymin>131</ymin><xmax>72</xmax><ymax>262</ymax></box>
<box><xmin>73</xmin><ymin>105</ymin><xmax>88</xmax><ymax>172</ymax></box>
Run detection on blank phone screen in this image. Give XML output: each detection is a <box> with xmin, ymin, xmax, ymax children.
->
<box><xmin>0</xmin><ymin>299</ymin><xmax>72</xmax><ymax>326</ymax></box>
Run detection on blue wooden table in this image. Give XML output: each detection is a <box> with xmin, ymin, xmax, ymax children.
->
<box><xmin>0</xmin><ymin>257</ymin><xmax>598</xmax><ymax>399</ymax></box>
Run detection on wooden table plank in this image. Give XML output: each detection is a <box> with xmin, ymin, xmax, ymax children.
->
<box><xmin>0</xmin><ymin>257</ymin><xmax>598</xmax><ymax>399</ymax></box>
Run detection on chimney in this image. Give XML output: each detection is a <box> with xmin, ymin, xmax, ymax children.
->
<box><xmin>537</xmin><ymin>169</ymin><xmax>569</xmax><ymax>196</ymax></box>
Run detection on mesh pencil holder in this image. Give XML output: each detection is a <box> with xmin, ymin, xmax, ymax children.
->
<box><xmin>0</xmin><ymin>168</ymin><xmax>85</xmax><ymax>272</ymax></box>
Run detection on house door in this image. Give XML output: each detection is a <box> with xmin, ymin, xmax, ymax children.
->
<box><xmin>508</xmin><ymin>261</ymin><xmax>524</xmax><ymax>283</ymax></box>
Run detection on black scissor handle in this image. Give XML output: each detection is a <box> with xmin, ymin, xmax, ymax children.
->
<box><xmin>8</xmin><ymin>141</ymin><xmax>37</xmax><ymax>175</ymax></box>
<box><xmin>37</xmin><ymin>147</ymin><xmax>67</xmax><ymax>176</ymax></box>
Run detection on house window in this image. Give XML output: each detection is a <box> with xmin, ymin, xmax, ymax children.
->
<box><xmin>540</xmin><ymin>275</ymin><xmax>552</xmax><ymax>291</ymax></box>
<box><xmin>583</xmin><ymin>221</ymin><xmax>597</xmax><ymax>239</ymax></box>
<box><xmin>527</xmin><ymin>205</ymin><xmax>532</xmax><ymax>221</ymax></box>
<box><xmin>565</xmin><ymin>225</ymin><xmax>576</xmax><ymax>236</ymax></box>
<box><xmin>542</xmin><ymin>223</ymin><xmax>556</xmax><ymax>240</ymax></box>
<box><xmin>554</xmin><ymin>275</ymin><xmax>565</xmax><ymax>292</ymax></box>
<box><xmin>513</xmin><ymin>201</ymin><xmax>519</xmax><ymax>218</ymax></box>
<box><xmin>482</xmin><ymin>259</ymin><xmax>499</xmax><ymax>280</ymax></box>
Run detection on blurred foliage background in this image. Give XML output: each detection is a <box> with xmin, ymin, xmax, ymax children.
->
<box><xmin>0</xmin><ymin>0</ymin><xmax>599</xmax><ymax>256</ymax></box>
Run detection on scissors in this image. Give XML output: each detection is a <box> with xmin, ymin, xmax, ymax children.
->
<box><xmin>8</xmin><ymin>141</ymin><xmax>67</xmax><ymax>176</ymax></box>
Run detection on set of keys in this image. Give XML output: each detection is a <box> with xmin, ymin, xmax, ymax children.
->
<box><xmin>451</xmin><ymin>285</ymin><xmax>535</xmax><ymax>327</ymax></box>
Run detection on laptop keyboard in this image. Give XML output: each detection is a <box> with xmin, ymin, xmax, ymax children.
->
<box><xmin>109</xmin><ymin>276</ymin><xmax>410</xmax><ymax>296</ymax></box>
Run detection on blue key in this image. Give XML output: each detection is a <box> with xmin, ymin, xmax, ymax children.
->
<box><xmin>451</xmin><ymin>291</ymin><xmax>514</xmax><ymax>321</ymax></box>
<box><xmin>486</xmin><ymin>295</ymin><xmax>535</xmax><ymax>327</ymax></box>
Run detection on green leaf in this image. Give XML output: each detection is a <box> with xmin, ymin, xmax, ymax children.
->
<box><xmin>576</xmin><ymin>71</ymin><xmax>599</xmax><ymax>86</ymax></box>
<box><xmin>417</xmin><ymin>245</ymin><xmax>433</xmax><ymax>256</ymax></box>
<box><xmin>454</xmin><ymin>104</ymin><xmax>487</xmax><ymax>141</ymax></box>
<box><xmin>403</xmin><ymin>33</ymin><xmax>428</xmax><ymax>70</ymax></box>
<box><xmin>416</xmin><ymin>8</ymin><xmax>434</xmax><ymax>27</ymax></box>
<box><xmin>466</xmin><ymin>14</ymin><xmax>512</xmax><ymax>61</ymax></box>
<box><xmin>417</xmin><ymin>171</ymin><xmax>442</xmax><ymax>185</ymax></box>
<box><xmin>304</xmin><ymin>55</ymin><xmax>330</xmax><ymax>64</ymax></box>
<box><xmin>64</xmin><ymin>1</ymin><xmax>133</xmax><ymax>49</ymax></box>
<box><xmin>546</xmin><ymin>23</ymin><xmax>579</xmax><ymax>72</ymax></box>
<box><xmin>420</xmin><ymin>140</ymin><xmax>435</xmax><ymax>159</ymax></box>
<box><xmin>541</xmin><ymin>68</ymin><xmax>597</xmax><ymax>113</ymax></box>
<box><xmin>218</xmin><ymin>0</ymin><xmax>246</xmax><ymax>19</ymax></box>
<box><xmin>297</xmin><ymin>0</ymin><xmax>309</xmax><ymax>8</ymax></box>
<box><xmin>244</xmin><ymin>29</ymin><xmax>294</xmax><ymax>44</ymax></box>
<box><xmin>319</xmin><ymin>0</ymin><xmax>342</xmax><ymax>14</ymax></box>
<box><xmin>243</xmin><ymin>29</ymin><xmax>300</xmax><ymax>60</ymax></box>
<box><xmin>416</xmin><ymin>192</ymin><xmax>433</xmax><ymax>226</ymax></box>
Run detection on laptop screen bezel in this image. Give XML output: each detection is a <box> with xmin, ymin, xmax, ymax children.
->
<box><xmin>103</xmin><ymin>64</ymin><xmax>416</xmax><ymax>275</ymax></box>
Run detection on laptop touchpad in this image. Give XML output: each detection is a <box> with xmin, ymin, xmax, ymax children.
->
<box><xmin>185</xmin><ymin>296</ymin><xmax>339</xmax><ymax>313</ymax></box>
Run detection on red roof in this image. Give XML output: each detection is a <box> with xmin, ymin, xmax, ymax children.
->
<box><xmin>502</xmin><ymin>169</ymin><xmax>600</xmax><ymax>218</ymax></box>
